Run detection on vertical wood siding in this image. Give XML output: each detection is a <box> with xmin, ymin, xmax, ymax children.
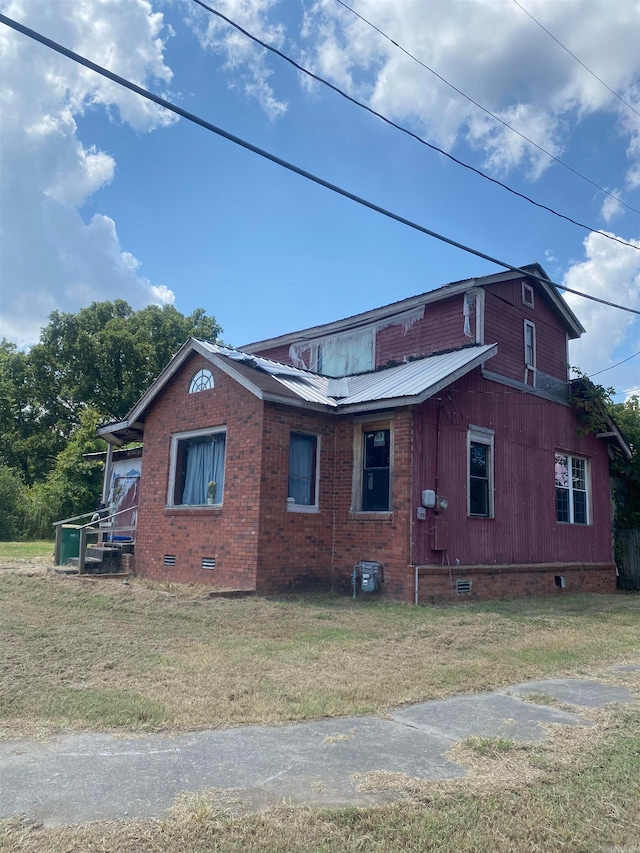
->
<box><xmin>412</xmin><ymin>368</ymin><xmax>613</xmax><ymax>566</ymax></box>
<box><xmin>483</xmin><ymin>279</ymin><xmax>569</xmax><ymax>383</ymax></box>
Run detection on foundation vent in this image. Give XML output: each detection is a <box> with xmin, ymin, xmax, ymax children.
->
<box><xmin>456</xmin><ymin>579</ymin><xmax>472</xmax><ymax>595</ymax></box>
<box><xmin>201</xmin><ymin>557</ymin><xmax>216</xmax><ymax>570</ymax></box>
<box><xmin>163</xmin><ymin>554</ymin><xmax>176</xmax><ymax>567</ymax></box>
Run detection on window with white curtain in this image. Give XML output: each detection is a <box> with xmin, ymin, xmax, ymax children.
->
<box><xmin>288</xmin><ymin>432</ymin><xmax>318</xmax><ymax>510</ymax></box>
<box><xmin>168</xmin><ymin>428</ymin><xmax>226</xmax><ymax>506</ymax></box>
<box><xmin>555</xmin><ymin>453</ymin><xmax>589</xmax><ymax>524</ymax></box>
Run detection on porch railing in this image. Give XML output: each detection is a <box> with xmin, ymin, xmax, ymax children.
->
<box><xmin>53</xmin><ymin>506</ymin><xmax>138</xmax><ymax>574</ymax></box>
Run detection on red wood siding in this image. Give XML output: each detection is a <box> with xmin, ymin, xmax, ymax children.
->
<box><xmin>251</xmin><ymin>295</ymin><xmax>475</xmax><ymax>371</ymax></box>
<box><xmin>411</xmin><ymin>368</ymin><xmax>613</xmax><ymax>567</ymax></box>
<box><xmin>374</xmin><ymin>295</ymin><xmax>474</xmax><ymax>366</ymax></box>
<box><xmin>483</xmin><ymin>279</ymin><xmax>569</xmax><ymax>383</ymax></box>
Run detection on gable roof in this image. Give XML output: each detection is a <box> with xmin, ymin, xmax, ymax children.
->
<box><xmin>241</xmin><ymin>264</ymin><xmax>585</xmax><ymax>354</ymax></box>
<box><xmin>97</xmin><ymin>339</ymin><xmax>497</xmax><ymax>445</ymax></box>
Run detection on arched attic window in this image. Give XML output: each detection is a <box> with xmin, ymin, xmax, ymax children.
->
<box><xmin>189</xmin><ymin>368</ymin><xmax>214</xmax><ymax>394</ymax></box>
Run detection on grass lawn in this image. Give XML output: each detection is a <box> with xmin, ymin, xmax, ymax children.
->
<box><xmin>0</xmin><ymin>541</ymin><xmax>53</xmax><ymax>560</ymax></box>
<box><xmin>1</xmin><ymin>572</ymin><xmax>639</xmax><ymax>738</ymax></box>
<box><xmin>1</xmin><ymin>572</ymin><xmax>639</xmax><ymax>850</ymax></box>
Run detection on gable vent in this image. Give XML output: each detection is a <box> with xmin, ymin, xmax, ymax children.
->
<box><xmin>456</xmin><ymin>579</ymin><xmax>472</xmax><ymax>595</ymax></box>
<box><xmin>163</xmin><ymin>554</ymin><xmax>176</xmax><ymax>566</ymax></box>
<box><xmin>201</xmin><ymin>557</ymin><xmax>216</xmax><ymax>570</ymax></box>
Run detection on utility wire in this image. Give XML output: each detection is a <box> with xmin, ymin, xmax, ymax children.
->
<box><xmin>512</xmin><ymin>0</ymin><xmax>640</xmax><ymax>119</ymax></box>
<box><xmin>192</xmin><ymin>0</ymin><xmax>638</xmax><ymax>253</ymax></box>
<box><xmin>2</xmin><ymin>12</ymin><xmax>639</xmax><ymax>319</ymax></box>
<box><xmin>589</xmin><ymin>351</ymin><xmax>640</xmax><ymax>379</ymax></box>
<box><xmin>335</xmin><ymin>0</ymin><xmax>639</xmax><ymax>216</ymax></box>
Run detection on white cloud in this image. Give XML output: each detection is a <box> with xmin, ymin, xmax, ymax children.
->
<box><xmin>0</xmin><ymin>0</ymin><xmax>176</xmax><ymax>348</ymax></box>
<box><xmin>186</xmin><ymin>0</ymin><xmax>288</xmax><ymax>120</ymax></box>
<box><xmin>565</xmin><ymin>232</ymin><xmax>640</xmax><ymax>393</ymax></box>
<box><xmin>600</xmin><ymin>191</ymin><xmax>624</xmax><ymax>224</ymax></box>
<box><xmin>296</xmin><ymin>0</ymin><xmax>640</xmax><ymax>182</ymax></box>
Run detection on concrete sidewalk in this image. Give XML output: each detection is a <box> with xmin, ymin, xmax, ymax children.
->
<box><xmin>0</xmin><ymin>674</ymin><xmax>635</xmax><ymax>826</ymax></box>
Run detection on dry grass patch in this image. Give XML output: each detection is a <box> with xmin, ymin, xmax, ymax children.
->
<box><xmin>1</xmin><ymin>571</ymin><xmax>639</xmax><ymax>740</ymax></box>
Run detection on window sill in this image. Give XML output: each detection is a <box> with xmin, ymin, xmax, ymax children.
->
<box><xmin>164</xmin><ymin>505</ymin><xmax>223</xmax><ymax>515</ymax></box>
<box><xmin>287</xmin><ymin>504</ymin><xmax>319</xmax><ymax>513</ymax></box>
<box><xmin>349</xmin><ymin>511</ymin><xmax>393</xmax><ymax>521</ymax></box>
<box><xmin>468</xmin><ymin>514</ymin><xmax>495</xmax><ymax>520</ymax></box>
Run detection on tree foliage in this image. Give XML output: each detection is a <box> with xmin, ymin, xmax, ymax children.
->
<box><xmin>570</xmin><ymin>373</ymin><xmax>640</xmax><ymax>530</ymax></box>
<box><xmin>609</xmin><ymin>396</ymin><xmax>640</xmax><ymax>529</ymax></box>
<box><xmin>1</xmin><ymin>301</ymin><xmax>221</xmax><ymax>486</ymax></box>
<box><xmin>0</xmin><ymin>301</ymin><xmax>221</xmax><ymax>538</ymax></box>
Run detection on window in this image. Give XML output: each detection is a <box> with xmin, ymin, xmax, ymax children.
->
<box><xmin>468</xmin><ymin>427</ymin><xmax>494</xmax><ymax>518</ymax></box>
<box><xmin>555</xmin><ymin>453</ymin><xmax>589</xmax><ymax>524</ymax></box>
<box><xmin>288</xmin><ymin>432</ymin><xmax>319</xmax><ymax>510</ymax></box>
<box><xmin>290</xmin><ymin>329</ymin><xmax>374</xmax><ymax>376</ymax></box>
<box><xmin>362</xmin><ymin>428</ymin><xmax>390</xmax><ymax>511</ymax></box>
<box><xmin>524</xmin><ymin>321</ymin><xmax>536</xmax><ymax>369</ymax></box>
<box><xmin>168</xmin><ymin>428</ymin><xmax>226</xmax><ymax>506</ymax></box>
<box><xmin>522</xmin><ymin>282</ymin><xmax>535</xmax><ymax>308</ymax></box>
<box><xmin>189</xmin><ymin>369</ymin><xmax>214</xmax><ymax>393</ymax></box>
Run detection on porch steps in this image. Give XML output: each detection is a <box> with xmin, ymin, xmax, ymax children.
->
<box><xmin>66</xmin><ymin>542</ymin><xmax>132</xmax><ymax>575</ymax></box>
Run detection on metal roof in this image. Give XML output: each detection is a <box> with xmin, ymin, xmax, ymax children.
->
<box><xmin>97</xmin><ymin>340</ymin><xmax>497</xmax><ymax>445</ymax></box>
<box><xmin>208</xmin><ymin>341</ymin><xmax>497</xmax><ymax>410</ymax></box>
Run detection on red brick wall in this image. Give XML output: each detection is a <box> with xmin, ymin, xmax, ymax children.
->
<box><xmin>253</xmin><ymin>405</ymin><xmax>336</xmax><ymax>594</ymax></box>
<box><xmin>330</xmin><ymin>409</ymin><xmax>414</xmax><ymax>599</ymax></box>
<box><xmin>413</xmin><ymin>562</ymin><xmax>616</xmax><ymax>604</ymax></box>
<box><xmin>135</xmin><ymin>353</ymin><xmax>264</xmax><ymax>589</ymax></box>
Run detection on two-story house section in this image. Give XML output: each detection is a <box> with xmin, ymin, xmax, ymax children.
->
<box><xmin>97</xmin><ymin>265</ymin><xmax>629</xmax><ymax>602</ymax></box>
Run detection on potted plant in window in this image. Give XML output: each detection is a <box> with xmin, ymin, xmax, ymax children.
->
<box><xmin>207</xmin><ymin>481</ymin><xmax>217</xmax><ymax>505</ymax></box>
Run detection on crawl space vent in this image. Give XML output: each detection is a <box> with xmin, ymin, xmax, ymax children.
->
<box><xmin>163</xmin><ymin>554</ymin><xmax>176</xmax><ymax>567</ymax></box>
<box><xmin>456</xmin><ymin>579</ymin><xmax>472</xmax><ymax>595</ymax></box>
<box><xmin>201</xmin><ymin>557</ymin><xmax>216</xmax><ymax>570</ymax></box>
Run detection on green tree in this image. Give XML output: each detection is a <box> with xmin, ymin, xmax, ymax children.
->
<box><xmin>21</xmin><ymin>407</ymin><xmax>105</xmax><ymax>539</ymax></box>
<box><xmin>0</xmin><ymin>464</ymin><xmax>25</xmax><ymax>540</ymax></box>
<box><xmin>609</xmin><ymin>396</ymin><xmax>640</xmax><ymax>529</ymax></box>
<box><xmin>1</xmin><ymin>302</ymin><xmax>221</xmax><ymax>487</ymax></box>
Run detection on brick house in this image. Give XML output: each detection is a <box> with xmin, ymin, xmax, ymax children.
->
<box><xmin>98</xmin><ymin>264</ymin><xmax>629</xmax><ymax>602</ymax></box>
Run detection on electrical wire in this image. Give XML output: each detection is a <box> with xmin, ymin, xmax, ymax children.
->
<box><xmin>589</xmin><ymin>351</ymin><xmax>640</xmax><ymax>379</ymax></box>
<box><xmin>192</xmin><ymin>0</ymin><xmax>639</xmax><ymax>253</ymax></box>
<box><xmin>335</xmin><ymin>0</ymin><xmax>640</xmax><ymax>216</ymax></box>
<box><xmin>512</xmin><ymin>0</ymin><xmax>640</xmax><ymax>119</ymax></box>
<box><xmin>1</xmin><ymin>12</ymin><xmax>639</xmax><ymax>319</ymax></box>
<box><xmin>612</xmin><ymin>387</ymin><xmax>640</xmax><ymax>397</ymax></box>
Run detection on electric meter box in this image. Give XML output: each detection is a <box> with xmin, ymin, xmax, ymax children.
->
<box><xmin>359</xmin><ymin>561</ymin><xmax>382</xmax><ymax>593</ymax></box>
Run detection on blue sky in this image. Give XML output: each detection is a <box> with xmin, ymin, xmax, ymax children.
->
<box><xmin>0</xmin><ymin>0</ymin><xmax>639</xmax><ymax>397</ymax></box>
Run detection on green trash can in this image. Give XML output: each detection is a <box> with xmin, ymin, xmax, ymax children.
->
<box><xmin>60</xmin><ymin>524</ymin><xmax>81</xmax><ymax>565</ymax></box>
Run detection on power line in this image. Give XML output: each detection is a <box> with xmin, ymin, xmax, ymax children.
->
<box><xmin>589</xmin><ymin>351</ymin><xmax>640</xmax><ymax>379</ymax></box>
<box><xmin>512</xmin><ymin>0</ymin><xmax>640</xmax><ymax>119</ymax></box>
<box><xmin>191</xmin><ymin>0</ymin><xmax>638</xmax><ymax>254</ymax></box>
<box><xmin>1</xmin><ymin>12</ymin><xmax>638</xmax><ymax>320</ymax></box>
<box><xmin>335</xmin><ymin>0</ymin><xmax>640</xmax><ymax>216</ymax></box>
<box><xmin>612</xmin><ymin>387</ymin><xmax>640</xmax><ymax>397</ymax></box>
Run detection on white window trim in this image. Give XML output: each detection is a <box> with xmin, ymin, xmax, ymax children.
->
<box><xmin>555</xmin><ymin>452</ymin><xmax>590</xmax><ymax>525</ymax></box>
<box><xmin>351</xmin><ymin>416</ymin><xmax>393</xmax><ymax>514</ymax></box>
<box><xmin>467</xmin><ymin>426</ymin><xmax>494</xmax><ymax>519</ymax></box>
<box><xmin>189</xmin><ymin>368</ymin><xmax>214</xmax><ymax>394</ymax></box>
<box><xmin>287</xmin><ymin>432</ymin><xmax>321</xmax><ymax>513</ymax></box>
<box><xmin>167</xmin><ymin>425</ymin><xmax>226</xmax><ymax>507</ymax></box>
<box><xmin>524</xmin><ymin>320</ymin><xmax>536</xmax><ymax>370</ymax></box>
<box><xmin>522</xmin><ymin>282</ymin><xmax>535</xmax><ymax>308</ymax></box>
